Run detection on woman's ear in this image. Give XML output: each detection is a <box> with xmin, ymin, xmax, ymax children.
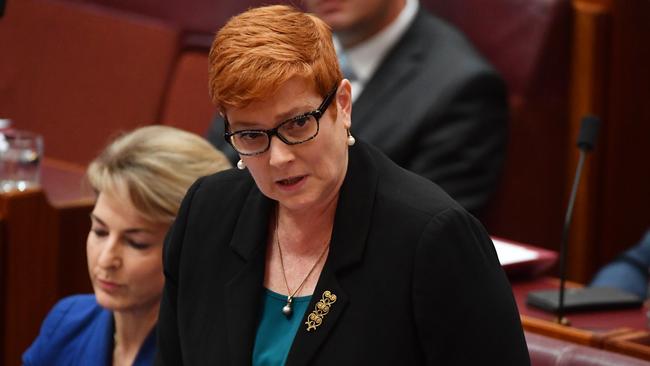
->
<box><xmin>337</xmin><ymin>79</ymin><xmax>353</xmax><ymax>129</ymax></box>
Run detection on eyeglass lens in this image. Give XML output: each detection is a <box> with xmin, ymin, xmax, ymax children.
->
<box><xmin>230</xmin><ymin>114</ymin><xmax>319</xmax><ymax>155</ymax></box>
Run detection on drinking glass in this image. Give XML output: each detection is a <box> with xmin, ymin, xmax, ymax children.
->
<box><xmin>0</xmin><ymin>130</ymin><xmax>44</xmax><ymax>192</ymax></box>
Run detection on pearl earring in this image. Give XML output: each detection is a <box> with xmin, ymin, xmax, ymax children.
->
<box><xmin>347</xmin><ymin>131</ymin><xmax>356</xmax><ymax>146</ymax></box>
<box><xmin>237</xmin><ymin>159</ymin><xmax>246</xmax><ymax>170</ymax></box>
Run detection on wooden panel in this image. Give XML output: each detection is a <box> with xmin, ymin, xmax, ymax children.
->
<box><xmin>568</xmin><ymin>0</ymin><xmax>650</xmax><ymax>282</ymax></box>
<box><xmin>604</xmin><ymin>331</ymin><xmax>650</xmax><ymax>362</ymax></box>
<box><xmin>56</xmin><ymin>204</ymin><xmax>94</xmax><ymax>297</ymax></box>
<box><xmin>521</xmin><ymin>315</ymin><xmax>630</xmax><ymax>347</ymax></box>
<box><xmin>0</xmin><ymin>221</ymin><xmax>4</xmax><ymax>365</ymax></box>
<box><xmin>567</xmin><ymin>0</ymin><xmax>612</xmax><ymax>282</ymax></box>
<box><xmin>0</xmin><ymin>190</ymin><xmax>60</xmax><ymax>366</ymax></box>
<box><xmin>0</xmin><ymin>160</ymin><xmax>93</xmax><ymax>365</ymax></box>
<box><xmin>596</xmin><ymin>0</ymin><xmax>650</xmax><ymax>275</ymax></box>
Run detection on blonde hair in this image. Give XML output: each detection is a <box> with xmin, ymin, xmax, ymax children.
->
<box><xmin>208</xmin><ymin>5</ymin><xmax>342</xmax><ymax>112</ymax></box>
<box><xmin>87</xmin><ymin>125</ymin><xmax>231</xmax><ymax>224</ymax></box>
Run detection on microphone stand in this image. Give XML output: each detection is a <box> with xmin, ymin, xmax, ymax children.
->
<box><xmin>556</xmin><ymin>148</ymin><xmax>588</xmax><ymax>325</ymax></box>
<box><xmin>524</xmin><ymin>116</ymin><xmax>639</xmax><ymax>322</ymax></box>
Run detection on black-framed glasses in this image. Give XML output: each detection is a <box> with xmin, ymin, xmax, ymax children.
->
<box><xmin>224</xmin><ymin>84</ymin><xmax>339</xmax><ymax>156</ymax></box>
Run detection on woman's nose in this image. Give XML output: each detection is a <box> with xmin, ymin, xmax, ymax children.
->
<box><xmin>268</xmin><ymin>136</ymin><xmax>295</xmax><ymax>167</ymax></box>
<box><xmin>97</xmin><ymin>237</ymin><xmax>121</xmax><ymax>269</ymax></box>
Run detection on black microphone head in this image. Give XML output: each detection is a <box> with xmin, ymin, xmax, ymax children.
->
<box><xmin>577</xmin><ymin>115</ymin><xmax>601</xmax><ymax>151</ymax></box>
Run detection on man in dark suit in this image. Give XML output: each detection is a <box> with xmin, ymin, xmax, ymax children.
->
<box><xmin>207</xmin><ymin>0</ymin><xmax>507</xmax><ymax>216</ymax></box>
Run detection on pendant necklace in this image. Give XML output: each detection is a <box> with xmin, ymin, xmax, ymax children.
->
<box><xmin>276</xmin><ymin>213</ymin><xmax>330</xmax><ymax>318</ymax></box>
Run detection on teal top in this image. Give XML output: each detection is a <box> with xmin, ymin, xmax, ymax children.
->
<box><xmin>252</xmin><ymin>289</ymin><xmax>312</xmax><ymax>366</ymax></box>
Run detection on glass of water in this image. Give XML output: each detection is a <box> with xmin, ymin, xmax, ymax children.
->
<box><xmin>0</xmin><ymin>130</ymin><xmax>44</xmax><ymax>193</ymax></box>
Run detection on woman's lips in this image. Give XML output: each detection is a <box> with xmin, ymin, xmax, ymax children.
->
<box><xmin>276</xmin><ymin>175</ymin><xmax>307</xmax><ymax>190</ymax></box>
<box><xmin>97</xmin><ymin>279</ymin><xmax>122</xmax><ymax>292</ymax></box>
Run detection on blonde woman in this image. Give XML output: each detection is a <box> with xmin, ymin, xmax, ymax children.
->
<box><xmin>23</xmin><ymin>126</ymin><xmax>230</xmax><ymax>366</ymax></box>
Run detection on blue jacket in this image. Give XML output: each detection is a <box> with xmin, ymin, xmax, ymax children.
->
<box><xmin>23</xmin><ymin>294</ymin><xmax>156</xmax><ymax>366</ymax></box>
<box><xmin>591</xmin><ymin>229</ymin><xmax>650</xmax><ymax>299</ymax></box>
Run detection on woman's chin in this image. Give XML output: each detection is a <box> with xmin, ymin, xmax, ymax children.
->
<box><xmin>93</xmin><ymin>286</ymin><xmax>127</xmax><ymax>310</ymax></box>
<box><xmin>94</xmin><ymin>293</ymin><xmax>120</xmax><ymax>311</ymax></box>
<box><xmin>275</xmin><ymin>195</ymin><xmax>316</xmax><ymax>212</ymax></box>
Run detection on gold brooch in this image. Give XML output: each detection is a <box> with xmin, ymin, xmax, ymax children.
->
<box><xmin>305</xmin><ymin>290</ymin><xmax>337</xmax><ymax>331</ymax></box>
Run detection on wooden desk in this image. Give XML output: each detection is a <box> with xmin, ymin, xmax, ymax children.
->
<box><xmin>604</xmin><ymin>330</ymin><xmax>650</xmax><ymax>361</ymax></box>
<box><xmin>512</xmin><ymin>277</ymin><xmax>650</xmax><ymax>360</ymax></box>
<box><xmin>0</xmin><ymin>158</ymin><xmax>94</xmax><ymax>366</ymax></box>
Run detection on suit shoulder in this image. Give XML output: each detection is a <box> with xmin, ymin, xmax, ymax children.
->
<box><xmin>42</xmin><ymin>294</ymin><xmax>101</xmax><ymax>336</ymax></box>
<box><xmin>416</xmin><ymin>11</ymin><xmax>486</xmax><ymax>61</ymax></box>
<box><xmin>23</xmin><ymin>294</ymin><xmax>107</xmax><ymax>364</ymax></box>
<box><xmin>413</xmin><ymin>10</ymin><xmax>500</xmax><ymax>80</ymax></box>
<box><xmin>194</xmin><ymin>168</ymin><xmax>253</xmax><ymax>196</ymax></box>
<box><xmin>200</xmin><ymin>167</ymin><xmax>250</xmax><ymax>188</ymax></box>
<box><xmin>185</xmin><ymin>168</ymin><xmax>255</xmax><ymax>213</ymax></box>
<box><xmin>179</xmin><ymin>169</ymin><xmax>257</xmax><ymax>223</ymax></box>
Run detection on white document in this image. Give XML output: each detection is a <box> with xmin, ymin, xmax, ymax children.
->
<box><xmin>492</xmin><ymin>238</ymin><xmax>540</xmax><ymax>266</ymax></box>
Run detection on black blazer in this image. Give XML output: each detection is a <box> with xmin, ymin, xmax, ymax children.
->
<box><xmin>207</xmin><ymin>9</ymin><xmax>508</xmax><ymax>216</ymax></box>
<box><xmin>156</xmin><ymin>141</ymin><xmax>529</xmax><ymax>365</ymax></box>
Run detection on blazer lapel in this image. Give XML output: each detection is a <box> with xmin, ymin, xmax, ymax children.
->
<box><xmin>286</xmin><ymin>266</ymin><xmax>349</xmax><ymax>365</ymax></box>
<box><xmin>224</xmin><ymin>185</ymin><xmax>273</xmax><ymax>365</ymax></box>
<box><xmin>352</xmin><ymin>10</ymin><xmax>427</xmax><ymax>130</ymax></box>
<box><xmin>286</xmin><ymin>142</ymin><xmax>379</xmax><ymax>365</ymax></box>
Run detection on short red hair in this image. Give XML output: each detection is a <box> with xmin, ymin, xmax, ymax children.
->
<box><xmin>208</xmin><ymin>5</ymin><xmax>342</xmax><ymax>112</ymax></box>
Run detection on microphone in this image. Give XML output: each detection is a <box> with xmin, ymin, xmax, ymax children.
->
<box><xmin>526</xmin><ymin>116</ymin><xmax>642</xmax><ymax>323</ymax></box>
<box><xmin>577</xmin><ymin>115</ymin><xmax>600</xmax><ymax>151</ymax></box>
